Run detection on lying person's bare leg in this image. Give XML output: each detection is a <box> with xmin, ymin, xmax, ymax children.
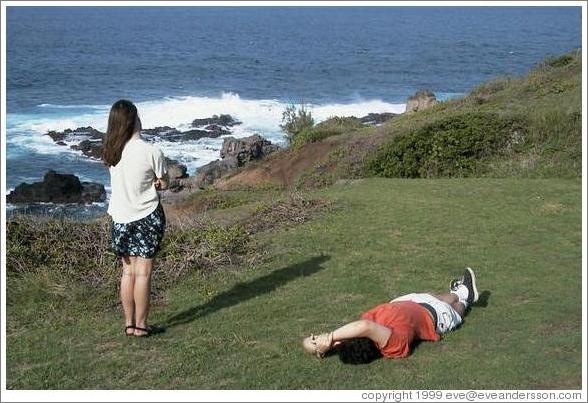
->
<box><xmin>435</xmin><ymin>292</ymin><xmax>466</xmax><ymax>317</ymax></box>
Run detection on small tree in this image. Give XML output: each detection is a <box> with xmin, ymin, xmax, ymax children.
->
<box><xmin>280</xmin><ymin>102</ymin><xmax>314</xmax><ymax>145</ymax></box>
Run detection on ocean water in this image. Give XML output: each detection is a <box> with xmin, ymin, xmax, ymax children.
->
<box><xmin>5</xmin><ymin>6</ymin><xmax>582</xmax><ymax>214</ymax></box>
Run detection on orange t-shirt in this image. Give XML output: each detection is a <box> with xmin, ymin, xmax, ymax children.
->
<box><xmin>361</xmin><ymin>301</ymin><xmax>440</xmax><ymax>358</ymax></box>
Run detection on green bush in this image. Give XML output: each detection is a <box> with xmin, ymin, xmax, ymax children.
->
<box><xmin>280</xmin><ymin>104</ymin><xmax>314</xmax><ymax>144</ymax></box>
<box><xmin>544</xmin><ymin>53</ymin><xmax>576</xmax><ymax>68</ymax></box>
<box><xmin>366</xmin><ymin>112</ymin><xmax>527</xmax><ymax>178</ymax></box>
<box><xmin>291</xmin><ymin>116</ymin><xmax>364</xmax><ymax>149</ymax></box>
<box><xmin>472</xmin><ymin>77</ymin><xmax>510</xmax><ymax>95</ymax></box>
<box><xmin>315</xmin><ymin>116</ymin><xmax>364</xmax><ymax>133</ymax></box>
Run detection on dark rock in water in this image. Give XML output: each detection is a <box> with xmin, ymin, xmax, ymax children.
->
<box><xmin>7</xmin><ymin>170</ymin><xmax>106</xmax><ymax>204</ymax></box>
<box><xmin>360</xmin><ymin>112</ymin><xmax>398</xmax><ymax>126</ymax></box>
<box><xmin>44</xmin><ymin>127</ymin><xmax>189</xmax><ymax>180</ymax></box>
<box><xmin>46</xmin><ymin>119</ymin><xmax>234</xmax><ymax>154</ymax></box>
<box><xmin>406</xmin><ymin>89</ymin><xmax>437</xmax><ymax>113</ymax></box>
<box><xmin>142</xmin><ymin>126</ymin><xmax>181</xmax><ymax>139</ymax></box>
<box><xmin>191</xmin><ymin>114</ymin><xmax>241</xmax><ymax>128</ymax></box>
<box><xmin>47</xmin><ymin>130</ymin><xmax>66</xmax><ymax>143</ymax></box>
<box><xmin>172</xmin><ymin>129</ymin><xmax>223</xmax><ymax>141</ymax></box>
<box><xmin>71</xmin><ymin>138</ymin><xmax>103</xmax><ymax>159</ymax></box>
<box><xmin>47</xmin><ymin>126</ymin><xmax>104</xmax><ymax>143</ymax></box>
<box><xmin>143</xmin><ymin>126</ymin><xmax>224</xmax><ymax>142</ymax></box>
<box><xmin>220</xmin><ymin>134</ymin><xmax>280</xmax><ymax>166</ymax></box>
<box><xmin>205</xmin><ymin>124</ymin><xmax>231</xmax><ymax>136</ymax></box>
<box><xmin>46</xmin><ymin>126</ymin><xmax>106</xmax><ymax>159</ymax></box>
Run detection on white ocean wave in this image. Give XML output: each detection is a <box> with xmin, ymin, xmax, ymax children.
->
<box><xmin>7</xmin><ymin>92</ymin><xmax>407</xmax><ymax>175</ymax></box>
<box><xmin>10</xmin><ymin>92</ymin><xmax>405</xmax><ymax>135</ymax></box>
<box><xmin>6</xmin><ymin>130</ymin><xmax>85</xmax><ymax>156</ymax></box>
<box><xmin>38</xmin><ymin>103</ymin><xmax>110</xmax><ymax>110</ymax></box>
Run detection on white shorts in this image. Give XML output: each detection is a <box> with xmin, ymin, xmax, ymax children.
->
<box><xmin>390</xmin><ymin>293</ymin><xmax>462</xmax><ymax>334</ymax></box>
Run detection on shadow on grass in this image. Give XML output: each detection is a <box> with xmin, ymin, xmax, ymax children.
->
<box><xmin>473</xmin><ymin>290</ymin><xmax>492</xmax><ymax>308</ymax></box>
<box><xmin>161</xmin><ymin>255</ymin><xmax>331</xmax><ymax>329</ymax></box>
<box><xmin>331</xmin><ymin>338</ymin><xmax>383</xmax><ymax>365</ymax></box>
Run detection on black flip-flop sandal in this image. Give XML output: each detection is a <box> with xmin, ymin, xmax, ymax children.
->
<box><xmin>124</xmin><ymin>325</ymin><xmax>135</xmax><ymax>336</ymax></box>
<box><xmin>134</xmin><ymin>327</ymin><xmax>151</xmax><ymax>337</ymax></box>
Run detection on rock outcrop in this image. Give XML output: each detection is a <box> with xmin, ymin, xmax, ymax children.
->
<box><xmin>47</xmin><ymin>126</ymin><xmax>103</xmax><ymax>143</ymax></box>
<box><xmin>45</xmin><ymin>127</ymin><xmax>189</xmax><ymax>181</ymax></box>
<box><xmin>44</xmin><ymin>115</ymin><xmax>243</xmax><ymax>187</ymax></box>
<box><xmin>405</xmin><ymin>90</ymin><xmax>437</xmax><ymax>113</ymax></box>
<box><xmin>7</xmin><ymin>170</ymin><xmax>106</xmax><ymax>204</ymax></box>
<box><xmin>188</xmin><ymin>159</ymin><xmax>239</xmax><ymax>189</ymax></box>
<box><xmin>179</xmin><ymin>134</ymin><xmax>279</xmax><ymax>189</ymax></box>
<box><xmin>142</xmin><ymin>126</ymin><xmax>226</xmax><ymax>142</ymax></box>
<box><xmin>71</xmin><ymin>138</ymin><xmax>104</xmax><ymax>159</ymax></box>
<box><xmin>220</xmin><ymin>134</ymin><xmax>280</xmax><ymax>166</ymax></box>
<box><xmin>359</xmin><ymin>112</ymin><xmax>398</xmax><ymax>126</ymax></box>
<box><xmin>191</xmin><ymin>114</ymin><xmax>241</xmax><ymax>128</ymax></box>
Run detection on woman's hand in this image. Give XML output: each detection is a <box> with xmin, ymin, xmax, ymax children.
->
<box><xmin>154</xmin><ymin>178</ymin><xmax>166</xmax><ymax>190</ymax></box>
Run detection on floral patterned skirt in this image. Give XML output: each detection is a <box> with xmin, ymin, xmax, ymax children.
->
<box><xmin>111</xmin><ymin>203</ymin><xmax>166</xmax><ymax>258</ymax></box>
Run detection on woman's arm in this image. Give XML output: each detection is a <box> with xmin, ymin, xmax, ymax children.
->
<box><xmin>151</xmin><ymin>145</ymin><xmax>168</xmax><ymax>190</ymax></box>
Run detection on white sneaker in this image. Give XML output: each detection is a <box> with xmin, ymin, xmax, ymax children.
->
<box><xmin>462</xmin><ymin>267</ymin><xmax>479</xmax><ymax>304</ymax></box>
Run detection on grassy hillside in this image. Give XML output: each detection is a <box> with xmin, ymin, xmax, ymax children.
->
<box><xmin>366</xmin><ymin>51</ymin><xmax>582</xmax><ymax>179</ymax></box>
<box><xmin>6</xmin><ymin>178</ymin><xmax>582</xmax><ymax>389</ymax></box>
<box><xmin>5</xmin><ymin>51</ymin><xmax>583</xmax><ymax>390</ymax></box>
<box><xmin>216</xmin><ymin>50</ymin><xmax>581</xmax><ymax>190</ymax></box>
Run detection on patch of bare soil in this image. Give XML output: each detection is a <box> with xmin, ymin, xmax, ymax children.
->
<box><xmin>215</xmin><ymin>139</ymin><xmax>341</xmax><ymax>190</ymax></box>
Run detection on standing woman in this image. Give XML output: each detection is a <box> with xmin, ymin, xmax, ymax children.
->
<box><xmin>102</xmin><ymin>99</ymin><xmax>168</xmax><ymax>337</ymax></box>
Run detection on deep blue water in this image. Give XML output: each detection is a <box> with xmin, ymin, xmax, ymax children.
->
<box><xmin>7</xmin><ymin>6</ymin><xmax>582</xmax><ymax>112</ymax></box>
<box><xmin>5</xmin><ymin>6</ymin><xmax>582</xmax><ymax>216</ymax></box>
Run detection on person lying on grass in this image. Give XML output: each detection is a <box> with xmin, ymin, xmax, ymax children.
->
<box><xmin>303</xmin><ymin>267</ymin><xmax>479</xmax><ymax>361</ymax></box>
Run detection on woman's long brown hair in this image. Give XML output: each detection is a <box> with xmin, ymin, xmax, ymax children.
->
<box><xmin>102</xmin><ymin>99</ymin><xmax>138</xmax><ymax>167</ymax></box>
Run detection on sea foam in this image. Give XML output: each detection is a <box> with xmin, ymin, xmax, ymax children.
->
<box><xmin>8</xmin><ymin>92</ymin><xmax>406</xmax><ymax>174</ymax></box>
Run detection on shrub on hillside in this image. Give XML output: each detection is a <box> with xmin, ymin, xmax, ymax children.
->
<box><xmin>280</xmin><ymin>103</ymin><xmax>314</xmax><ymax>145</ymax></box>
<box><xmin>6</xmin><ymin>218</ymin><xmax>119</xmax><ymax>285</ymax></box>
<box><xmin>542</xmin><ymin>51</ymin><xmax>579</xmax><ymax>69</ymax></box>
<box><xmin>291</xmin><ymin>116</ymin><xmax>364</xmax><ymax>149</ymax></box>
<box><xmin>6</xmin><ymin>216</ymin><xmax>252</xmax><ymax>293</ymax></box>
<box><xmin>468</xmin><ymin>76</ymin><xmax>511</xmax><ymax>104</ymax></box>
<box><xmin>366</xmin><ymin>112</ymin><xmax>527</xmax><ymax>178</ymax></box>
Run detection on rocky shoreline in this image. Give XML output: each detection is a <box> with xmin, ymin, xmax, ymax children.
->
<box><xmin>8</xmin><ymin>91</ymin><xmax>438</xmax><ymax>212</ymax></box>
<box><xmin>44</xmin><ymin>114</ymin><xmax>245</xmax><ymax>185</ymax></box>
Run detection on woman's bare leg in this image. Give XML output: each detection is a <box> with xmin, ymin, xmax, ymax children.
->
<box><xmin>435</xmin><ymin>293</ymin><xmax>466</xmax><ymax>317</ymax></box>
<box><xmin>133</xmin><ymin>257</ymin><xmax>153</xmax><ymax>335</ymax></box>
<box><xmin>120</xmin><ymin>256</ymin><xmax>136</xmax><ymax>333</ymax></box>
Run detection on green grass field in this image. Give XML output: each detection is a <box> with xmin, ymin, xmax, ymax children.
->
<box><xmin>6</xmin><ymin>178</ymin><xmax>582</xmax><ymax>389</ymax></box>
